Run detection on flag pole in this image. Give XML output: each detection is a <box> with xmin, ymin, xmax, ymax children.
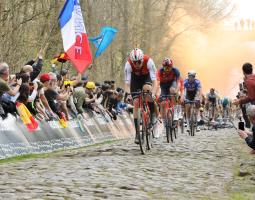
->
<box><xmin>39</xmin><ymin>20</ymin><xmax>58</xmax><ymax>55</ymax></box>
<box><xmin>89</xmin><ymin>30</ymin><xmax>106</xmax><ymax>72</ymax></box>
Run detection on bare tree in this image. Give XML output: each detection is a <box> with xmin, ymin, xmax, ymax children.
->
<box><xmin>0</xmin><ymin>0</ymin><xmax>233</xmax><ymax>83</ymax></box>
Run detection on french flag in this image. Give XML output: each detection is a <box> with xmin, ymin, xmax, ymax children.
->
<box><xmin>59</xmin><ymin>0</ymin><xmax>92</xmax><ymax>73</ymax></box>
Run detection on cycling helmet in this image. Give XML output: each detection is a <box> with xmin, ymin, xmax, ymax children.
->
<box><xmin>129</xmin><ymin>48</ymin><xmax>144</xmax><ymax>62</ymax></box>
<box><xmin>162</xmin><ymin>58</ymin><xmax>173</xmax><ymax>67</ymax></box>
<box><xmin>85</xmin><ymin>81</ymin><xmax>95</xmax><ymax>89</ymax></box>
<box><xmin>188</xmin><ymin>70</ymin><xmax>196</xmax><ymax>77</ymax></box>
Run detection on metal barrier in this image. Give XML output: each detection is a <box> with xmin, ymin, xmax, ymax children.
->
<box><xmin>0</xmin><ymin>111</ymin><xmax>135</xmax><ymax>159</ymax></box>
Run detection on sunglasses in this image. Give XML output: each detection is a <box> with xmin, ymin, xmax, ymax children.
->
<box><xmin>133</xmin><ymin>60</ymin><xmax>142</xmax><ymax>65</ymax></box>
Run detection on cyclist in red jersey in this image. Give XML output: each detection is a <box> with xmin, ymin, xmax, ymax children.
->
<box><xmin>124</xmin><ymin>48</ymin><xmax>158</xmax><ymax>144</ymax></box>
<box><xmin>156</xmin><ymin>58</ymin><xmax>181</xmax><ymax>127</ymax></box>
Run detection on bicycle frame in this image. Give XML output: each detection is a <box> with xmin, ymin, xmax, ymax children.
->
<box><xmin>208</xmin><ymin>102</ymin><xmax>216</xmax><ymax>120</ymax></box>
<box><xmin>134</xmin><ymin>90</ymin><xmax>154</xmax><ymax>154</ymax></box>
<box><xmin>185</xmin><ymin>100</ymin><xmax>197</xmax><ymax>136</ymax></box>
<box><xmin>161</xmin><ymin>94</ymin><xmax>177</xmax><ymax>142</ymax></box>
<box><xmin>138</xmin><ymin>92</ymin><xmax>151</xmax><ymax>128</ymax></box>
<box><xmin>161</xmin><ymin>95</ymin><xmax>176</xmax><ymax>116</ymax></box>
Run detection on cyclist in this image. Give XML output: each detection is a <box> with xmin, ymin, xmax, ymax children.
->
<box><xmin>124</xmin><ymin>48</ymin><xmax>158</xmax><ymax>144</ymax></box>
<box><xmin>220</xmin><ymin>96</ymin><xmax>231</xmax><ymax>120</ymax></box>
<box><xmin>156</xmin><ymin>58</ymin><xmax>180</xmax><ymax>128</ymax></box>
<box><xmin>183</xmin><ymin>70</ymin><xmax>202</xmax><ymax>131</ymax></box>
<box><xmin>205</xmin><ymin>88</ymin><xmax>220</xmax><ymax>122</ymax></box>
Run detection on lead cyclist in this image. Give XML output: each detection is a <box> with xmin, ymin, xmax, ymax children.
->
<box><xmin>124</xmin><ymin>48</ymin><xmax>159</xmax><ymax>144</ymax></box>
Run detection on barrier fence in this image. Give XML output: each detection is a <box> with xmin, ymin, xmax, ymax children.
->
<box><xmin>0</xmin><ymin>111</ymin><xmax>135</xmax><ymax>159</ymax></box>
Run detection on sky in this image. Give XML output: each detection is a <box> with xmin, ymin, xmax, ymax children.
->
<box><xmin>233</xmin><ymin>0</ymin><xmax>255</xmax><ymax>19</ymax></box>
<box><xmin>171</xmin><ymin>0</ymin><xmax>255</xmax><ymax>98</ymax></box>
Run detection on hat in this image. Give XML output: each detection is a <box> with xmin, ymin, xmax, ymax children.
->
<box><xmin>40</xmin><ymin>73</ymin><xmax>50</xmax><ymax>83</ymax></box>
<box><xmin>85</xmin><ymin>81</ymin><xmax>95</xmax><ymax>89</ymax></box>
<box><xmin>21</xmin><ymin>65</ymin><xmax>33</xmax><ymax>73</ymax></box>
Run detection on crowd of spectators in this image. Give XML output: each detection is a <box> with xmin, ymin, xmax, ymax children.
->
<box><xmin>0</xmin><ymin>52</ymin><xmax>133</xmax><ymax>124</ymax></box>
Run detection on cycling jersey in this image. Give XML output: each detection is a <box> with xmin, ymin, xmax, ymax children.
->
<box><xmin>157</xmin><ymin>67</ymin><xmax>180</xmax><ymax>96</ymax></box>
<box><xmin>206</xmin><ymin>92</ymin><xmax>219</xmax><ymax>104</ymax></box>
<box><xmin>124</xmin><ymin>55</ymin><xmax>157</xmax><ymax>98</ymax></box>
<box><xmin>124</xmin><ymin>55</ymin><xmax>156</xmax><ymax>84</ymax></box>
<box><xmin>184</xmin><ymin>79</ymin><xmax>201</xmax><ymax>101</ymax></box>
<box><xmin>156</xmin><ymin>67</ymin><xmax>180</xmax><ymax>84</ymax></box>
<box><xmin>221</xmin><ymin>97</ymin><xmax>230</xmax><ymax>107</ymax></box>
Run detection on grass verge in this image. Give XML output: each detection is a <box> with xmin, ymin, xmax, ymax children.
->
<box><xmin>0</xmin><ymin>139</ymin><xmax>121</xmax><ymax>164</ymax></box>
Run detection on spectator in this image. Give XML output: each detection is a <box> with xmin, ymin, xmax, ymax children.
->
<box><xmin>115</xmin><ymin>92</ymin><xmax>133</xmax><ymax>114</ymax></box>
<box><xmin>73</xmin><ymin>81</ymin><xmax>87</xmax><ymax>115</ymax></box>
<box><xmin>39</xmin><ymin>73</ymin><xmax>56</xmax><ymax>119</ymax></box>
<box><xmin>236</xmin><ymin>82</ymin><xmax>251</xmax><ymax>128</ymax></box>
<box><xmin>247</xmin><ymin>18</ymin><xmax>251</xmax><ymax>30</ymax></box>
<box><xmin>0</xmin><ymin>62</ymin><xmax>22</xmax><ymax>118</ymax></box>
<box><xmin>84</xmin><ymin>81</ymin><xmax>97</xmax><ymax>108</ymax></box>
<box><xmin>240</xmin><ymin>19</ymin><xmax>245</xmax><ymax>30</ymax></box>
<box><xmin>24</xmin><ymin>50</ymin><xmax>43</xmax><ymax>82</ymax></box>
<box><xmin>43</xmin><ymin>73</ymin><xmax>70</xmax><ymax>119</ymax></box>
<box><xmin>234</xmin><ymin>63</ymin><xmax>255</xmax><ymax>106</ymax></box>
<box><xmin>238</xmin><ymin>105</ymin><xmax>255</xmax><ymax>154</ymax></box>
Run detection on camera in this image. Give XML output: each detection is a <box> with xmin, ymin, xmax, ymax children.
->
<box><xmin>238</xmin><ymin>121</ymin><xmax>245</xmax><ymax>131</ymax></box>
<box><xmin>239</xmin><ymin>83</ymin><xmax>243</xmax><ymax>91</ymax></box>
<box><xmin>116</xmin><ymin>87</ymin><xmax>124</xmax><ymax>94</ymax></box>
<box><xmin>101</xmin><ymin>83</ymin><xmax>110</xmax><ymax>91</ymax></box>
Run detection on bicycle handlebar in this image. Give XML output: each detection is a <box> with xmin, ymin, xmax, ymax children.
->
<box><xmin>161</xmin><ymin>94</ymin><xmax>177</xmax><ymax>98</ymax></box>
<box><xmin>185</xmin><ymin>100</ymin><xmax>199</xmax><ymax>103</ymax></box>
<box><xmin>132</xmin><ymin>90</ymin><xmax>152</xmax><ymax>97</ymax></box>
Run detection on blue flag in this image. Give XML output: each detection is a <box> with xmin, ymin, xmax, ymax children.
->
<box><xmin>89</xmin><ymin>26</ymin><xmax>118</xmax><ymax>58</ymax></box>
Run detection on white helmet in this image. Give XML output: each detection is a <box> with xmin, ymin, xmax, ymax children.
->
<box><xmin>188</xmin><ymin>70</ymin><xmax>196</xmax><ymax>77</ymax></box>
<box><xmin>129</xmin><ymin>48</ymin><xmax>144</xmax><ymax>62</ymax></box>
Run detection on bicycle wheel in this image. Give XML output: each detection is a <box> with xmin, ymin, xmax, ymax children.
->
<box><xmin>137</xmin><ymin>109</ymin><xmax>147</xmax><ymax>155</ymax></box>
<box><xmin>165</xmin><ymin>118</ymin><xmax>171</xmax><ymax>143</ymax></box>
<box><xmin>146</xmin><ymin>127</ymin><xmax>152</xmax><ymax>150</ymax></box>
<box><xmin>173</xmin><ymin>120</ymin><xmax>178</xmax><ymax>139</ymax></box>
<box><xmin>180</xmin><ymin>118</ymin><xmax>184</xmax><ymax>134</ymax></box>
<box><xmin>165</xmin><ymin>110</ymin><xmax>173</xmax><ymax>143</ymax></box>
<box><xmin>169</xmin><ymin>109</ymin><xmax>174</xmax><ymax>142</ymax></box>
<box><xmin>190</xmin><ymin>107</ymin><xmax>195</xmax><ymax>136</ymax></box>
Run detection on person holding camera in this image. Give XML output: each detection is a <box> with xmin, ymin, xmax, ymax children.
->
<box><xmin>236</xmin><ymin>82</ymin><xmax>251</xmax><ymax>128</ymax></box>
<box><xmin>234</xmin><ymin>63</ymin><xmax>255</xmax><ymax>128</ymax></box>
<box><xmin>234</xmin><ymin>63</ymin><xmax>255</xmax><ymax>106</ymax></box>
<box><xmin>238</xmin><ymin>105</ymin><xmax>255</xmax><ymax>154</ymax></box>
<box><xmin>0</xmin><ymin>62</ymin><xmax>22</xmax><ymax>118</ymax></box>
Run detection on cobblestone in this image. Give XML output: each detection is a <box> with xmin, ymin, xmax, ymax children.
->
<box><xmin>0</xmin><ymin>128</ymin><xmax>245</xmax><ymax>199</ymax></box>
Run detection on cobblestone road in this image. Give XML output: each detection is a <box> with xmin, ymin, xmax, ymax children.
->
<box><xmin>0</xmin><ymin>128</ymin><xmax>246</xmax><ymax>200</ymax></box>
